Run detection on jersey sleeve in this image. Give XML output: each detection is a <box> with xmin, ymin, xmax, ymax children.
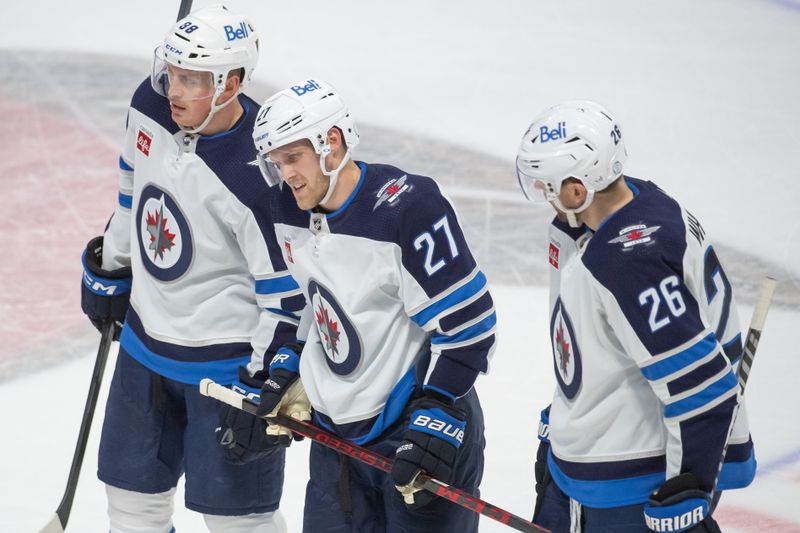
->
<box><xmin>400</xmin><ymin>183</ymin><xmax>497</xmax><ymax>400</ymax></box>
<box><xmin>225</xmin><ymin>191</ymin><xmax>304</xmax><ymax>374</ymax></box>
<box><xmin>101</xmin><ymin>108</ymin><xmax>137</xmax><ymax>270</ymax></box>
<box><xmin>589</xmin><ymin>245</ymin><xmax>738</xmax><ymax>492</ymax></box>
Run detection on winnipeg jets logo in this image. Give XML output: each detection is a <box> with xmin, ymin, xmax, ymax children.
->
<box><xmin>373</xmin><ymin>175</ymin><xmax>411</xmax><ymax>211</ymax></box>
<box><xmin>315</xmin><ymin>306</ymin><xmax>341</xmax><ymax>358</ymax></box>
<box><xmin>608</xmin><ymin>224</ymin><xmax>661</xmax><ymax>250</ymax></box>
<box><xmin>550</xmin><ymin>298</ymin><xmax>582</xmax><ymax>399</ymax></box>
<box><xmin>308</xmin><ymin>280</ymin><xmax>362</xmax><ymax>376</ymax></box>
<box><xmin>145</xmin><ymin>203</ymin><xmax>176</xmax><ymax>261</ymax></box>
<box><xmin>136</xmin><ymin>185</ymin><xmax>193</xmax><ymax>282</ymax></box>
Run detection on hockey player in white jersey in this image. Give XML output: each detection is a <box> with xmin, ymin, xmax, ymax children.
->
<box><xmin>246</xmin><ymin>80</ymin><xmax>497</xmax><ymax>532</ymax></box>
<box><xmin>515</xmin><ymin>101</ymin><xmax>755</xmax><ymax>532</ymax></box>
<box><xmin>79</xmin><ymin>6</ymin><xmax>300</xmax><ymax>532</ymax></box>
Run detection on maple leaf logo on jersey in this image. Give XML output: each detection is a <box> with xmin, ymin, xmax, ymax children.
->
<box><xmin>315</xmin><ymin>305</ymin><xmax>341</xmax><ymax>358</ymax></box>
<box><xmin>555</xmin><ymin>321</ymin><xmax>571</xmax><ymax>375</ymax></box>
<box><xmin>146</xmin><ymin>204</ymin><xmax>176</xmax><ymax>261</ymax></box>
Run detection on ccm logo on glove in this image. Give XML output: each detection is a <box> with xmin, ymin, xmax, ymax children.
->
<box><xmin>411</xmin><ymin>411</ymin><xmax>464</xmax><ymax>445</ymax></box>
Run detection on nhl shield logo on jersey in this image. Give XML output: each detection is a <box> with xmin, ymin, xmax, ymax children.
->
<box><xmin>372</xmin><ymin>175</ymin><xmax>412</xmax><ymax>211</ymax></box>
<box><xmin>550</xmin><ymin>298</ymin><xmax>582</xmax><ymax>399</ymax></box>
<box><xmin>136</xmin><ymin>184</ymin><xmax>194</xmax><ymax>282</ymax></box>
<box><xmin>308</xmin><ymin>280</ymin><xmax>362</xmax><ymax>376</ymax></box>
<box><xmin>608</xmin><ymin>223</ymin><xmax>661</xmax><ymax>250</ymax></box>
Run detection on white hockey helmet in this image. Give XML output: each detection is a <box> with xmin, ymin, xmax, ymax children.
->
<box><xmin>516</xmin><ymin>100</ymin><xmax>628</xmax><ymax>226</ymax></box>
<box><xmin>253</xmin><ymin>79</ymin><xmax>360</xmax><ymax>205</ymax></box>
<box><xmin>151</xmin><ymin>4</ymin><xmax>259</xmax><ymax>133</ymax></box>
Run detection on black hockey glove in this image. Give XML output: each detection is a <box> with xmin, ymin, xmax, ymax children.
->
<box><xmin>644</xmin><ymin>473</ymin><xmax>722</xmax><ymax>533</ymax></box>
<box><xmin>533</xmin><ymin>405</ymin><xmax>552</xmax><ymax>522</ymax></box>
<box><xmin>256</xmin><ymin>342</ymin><xmax>311</xmax><ymax>442</ymax></box>
<box><xmin>216</xmin><ymin>367</ymin><xmax>286</xmax><ymax>465</ymax></box>
<box><xmin>81</xmin><ymin>236</ymin><xmax>131</xmax><ymax>341</ymax></box>
<box><xmin>391</xmin><ymin>391</ymin><xmax>467</xmax><ymax>508</ymax></box>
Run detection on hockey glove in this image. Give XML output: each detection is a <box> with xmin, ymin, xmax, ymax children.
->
<box><xmin>216</xmin><ymin>367</ymin><xmax>286</xmax><ymax>464</ymax></box>
<box><xmin>644</xmin><ymin>473</ymin><xmax>722</xmax><ymax>533</ymax></box>
<box><xmin>256</xmin><ymin>342</ymin><xmax>311</xmax><ymax>443</ymax></box>
<box><xmin>81</xmin><ymin>236</ymin><xmax>131</xmax><ymax>341</ymax></box>
<box><xmin>533</xmin><ymin>405</ymin><xmax>552</xmax><ymax>522</ymax></box>
<box><xmin>391</xmin><ymin>391</ymin><xmax>467</xmax><ymax>508</ymax></box>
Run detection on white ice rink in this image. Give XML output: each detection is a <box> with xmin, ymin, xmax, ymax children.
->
<box><xmin>1</xmin><ymin>1</ymin><xmax>798</xmax><ymax>531</ymax></box>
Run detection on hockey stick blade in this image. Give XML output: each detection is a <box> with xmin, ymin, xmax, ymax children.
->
<box><xmin>39</xmin><ymin>323</ymin><xmax>115</xmax><ymax>533</ymax></box>
<box><xmin>199</xmin><ymin>378</ymin><xmax>550</xmax><ymax>533</ymax></box>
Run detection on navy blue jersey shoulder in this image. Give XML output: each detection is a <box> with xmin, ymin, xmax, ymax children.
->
<box><xmin>194</xmin><ymin>94</ymin><xmax>269</xmax><ymax>210</ymax></box>
<box><xmin>583</xmin><ymin>178</ymin><xmax>705</xmax><ymax>354</ymax></box>
<box><xmin>129</xmin><ymin>78</ymin><xmax>180</xmax><ymax>135</ymax></box>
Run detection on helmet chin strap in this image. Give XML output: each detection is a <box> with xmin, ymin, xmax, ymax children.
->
<box><xmin>318</xmin><ymin>145</ymin><xmax>353</xmax><ymax>207</ymax></box>
<box><xmin>553</xmin><ymin>189</ymin><xmax>595</xmax><ymax>228</ymax></box>
<box><xmin>178</xmin><ymin>86</ymin><xmax>241</xmax><ymax>135</ymax></box>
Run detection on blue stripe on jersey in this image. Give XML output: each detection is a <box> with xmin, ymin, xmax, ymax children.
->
<box><xmin>125</xmin><ymin>308</ymin><xmax>252</xmax><ymax>362</ymax></box>
<box><xmin>664</xmin><ymin>370</ymin><xmax>737</xmax><ymax>418</ymax></box>
<box><xmin>439</xmin><ymin>291</ymin><xmax>494</xmax><ymax>332</ymax></box>
<box><xmin>640</xmin><ymin>332</ymin><xmax>716</xmax><ymax>381</ymax></box>
<box><xmin>255</xmin><ymin>274</ymin><xmax>300</xmax><ymax>296</ymax></box>
<box><xmin>120</xmin><ymin>326</ymin><xmax>249</xmax><ymax>385</ymax></box>
<box><xmin>431</xmin><ymin>311</ymin><xmax>496</xmax><ymax>345</ymax></box>
<box><xmin>548</xmin><ymin>450</ymin><xmax>663</xmax><ymax>507</ymax></box>
<box><xmin>313</xmin><ymin>366</ymin><xmax>417</xmax><ymax>445</ymax></box>
<box><xmin>548</xmin><ymin>444</ymin><xmax>754</xmax><ymax>508</ymax></box>
<box><xmin>118</xmin><ymin>192</ymin><xmax>133</xmax><ymax>209</ymax></box>
<box><xmin>410</xmin><ymin>271</ymin><xmax>487</xmax><ymax>327</ymax></box>
<box><xmin>666</xmin><ymin>352</ymin><xmax>729</xmax><ymax>396</ymax></box>
<box><xmin>717</xmin><ymin>448</ymin><xmax>757</xmax><ymax>490</ymax></box>
<box><xmin>118</xmin><ymin>156</ymin><xmax>133</xmax><ymax>172</ymax></box>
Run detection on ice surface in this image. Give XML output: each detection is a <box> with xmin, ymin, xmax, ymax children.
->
<box><xmin>0</xmin><ymin>1</ymin><xmax>798</xmax><ymax>531</ymax></box>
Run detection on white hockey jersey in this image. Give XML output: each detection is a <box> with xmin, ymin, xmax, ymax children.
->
<box><xmin>102</xmin><ymin>80</ymin><xmax>301</xmax><ymax>385</ymax></box>
<box><xmin>545</xmin><ymin>177</ymin><xmax>755</xmax><ymax>508</ymax></box>
<box><xmin>258</xmin><ymin>163</ymin><xmax>497</xmax><ymax>444</ymax></box>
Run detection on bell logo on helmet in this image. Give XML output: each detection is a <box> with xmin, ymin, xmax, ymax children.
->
<box><xmin>224</xmin><ymin>22</ymin><xmax>249</xmax><ymax>41</ymax></box>
<box><xmin>291</xmin><ymin>80</ymin><xmax>322</xmax><ymax>96</ymax></box>
<box><xmin>540</xmin><ymin>121</ymin><xmax>567</xmax><ymax>143</ymax></box>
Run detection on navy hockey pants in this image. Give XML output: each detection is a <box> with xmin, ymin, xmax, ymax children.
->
<box><xmin>534</xmin><ymin>479</ymin><xmax>722</xmax><ymax>532</ymax></box>
<box><xmin>302</xmin><ymin>388</ymin><xmax>485</xmax><ymax>532</ymax></box>
<box><xmin>98</xmin><ymin>348</ymin><xmax>286</xmax><ymax>515</ymax></box>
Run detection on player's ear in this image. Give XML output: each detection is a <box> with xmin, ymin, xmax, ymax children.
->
<box><xmin>218</xmin><ymin>70</ymin><xmax>241</xmax><ymax>105</ymax></box>
<box><xmin>327</xmin><ymin>127</ymin><xmax>346</xmax><ymax>155</ymax></box>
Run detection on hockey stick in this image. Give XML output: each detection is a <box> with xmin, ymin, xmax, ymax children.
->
<box><xmin>39</xmin><ymin>323</ymin><xmax>115</xmax><ymax>533</ymax></box>
<box><xmin>710</xmin><ymin>276</ymin><xmax>777</xmax><ymax>502</ymax></box>
<box><xmin>177</xmin><ymin>0</ymin><xmax>193</xmax><ymax>20</ymax></box>
<box><xmin>199</xmin><ymin>379</ymin><xmax>550</xmax><ymax>533</ymax></box>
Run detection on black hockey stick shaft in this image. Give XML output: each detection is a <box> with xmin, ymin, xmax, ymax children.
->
<box><xmin>710</xmin><ymin>276</ymin><xmax>777</xmax><ymax>502</ymax></box>
<box><xmin>177</xmin><ymin>0</ymin><xmax>193</xmax><ymax>20</ymax></box>
<box><xmin>199</xmin><ymin>379</ymin><xmax>550</xmax><ymax>533</ymax></box>
<box><xmin>40</xmin><ymin>323</ymin><xmax>115</xmax><ymax>533</ymax></box>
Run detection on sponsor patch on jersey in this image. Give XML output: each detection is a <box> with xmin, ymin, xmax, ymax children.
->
<box><xmin>549</xmin><ymin>241</ymin><xmax>560</xmax><ymax>269</ymax></box>
<box><xmin>136</xmin><ymin>184</ymin><xmax>194</xmax><ymax>282</ymax></box>
<box><xmin>284</xmin><ymin>238</ymin><xmax>294</xmax><ymax>264</ymax></box>
<box><xmin>136</xmin><ymin>126</ymin><xmax>153</xmax><ymax>156</ymax></box>
<box><xmin>372</xmin><ymin>175</ymin><xmax>412</xmax><ymax>211</ymax></box>
<box><xmin>608</xmin><ymin>223</ymin><xmax>661</xmax><ymax>250</ymax></box>
<box><xmin>309</xmin><ymin>279</ymin><xmax>362</xmax><ymax>376</ymax></box>
<box><xmin>550</xmin><ymin>298</ymin><xmax>582</xmax><ymax>399</ymax></box>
